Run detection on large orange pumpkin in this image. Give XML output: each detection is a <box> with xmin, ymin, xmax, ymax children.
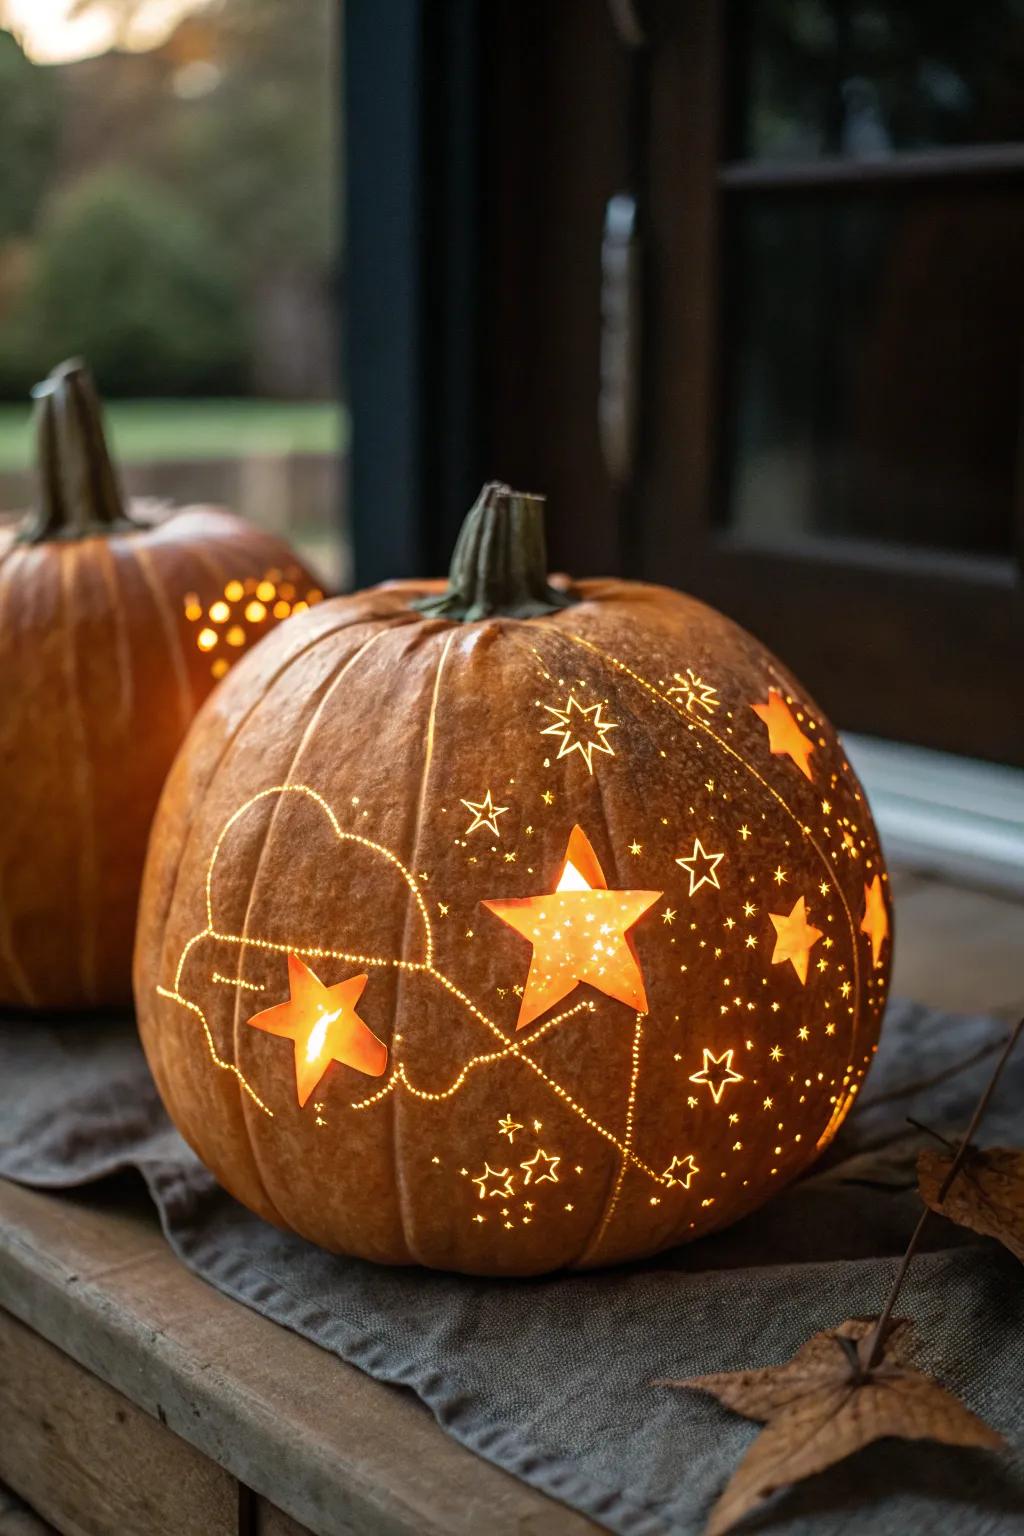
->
<box><xmin>0</xmin><ymin>360</ymin><xmax>322</xmax><ymax>1010</ymax></box>
<box><xmin>134</xmin><ymin>483</ymin><xmax>892</xmax><ymax>1274</ymax></box>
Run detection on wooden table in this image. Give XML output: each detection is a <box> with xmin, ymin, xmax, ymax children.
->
<box><xmin>2</xmin><ymin>871</ymin><xmax>1023</xmax><ymax>1536</ymax></box>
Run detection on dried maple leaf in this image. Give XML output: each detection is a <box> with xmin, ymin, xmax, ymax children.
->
<box><xmin>658</xmin><ymin>1318</ymin><xmax>1003</xmax><ymax>1536</ymax></box>
<box><xmin>918</xmin><ymin>1145</ymin><xmax>1024</xmax><ymax>1264</ymax></box>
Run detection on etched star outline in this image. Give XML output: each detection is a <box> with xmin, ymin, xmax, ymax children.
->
<box><xmin>662</xmin><ymin>1153</ymin><xmax>699</xmax><ymax>1189</ymax></box>
<box><xmin>521</xmin><ymin>1148</ymin><xmax>560</xmax><ymax>1185</ymax></box>
<box><xmin>472</xmin><ymin>1165</ymin><xmax>516</xmax><ymax>1200</ymax></box>
<box><xmin>540</xmin><ymin>692</ymin><xmax>617</xmax><ymax>774</ymax></box>
<box><xmin>675</xmin><ymin>837</ymin><xmax>724</xmax><ymax>896</ymax></box>
<box><xmin>461</xmin><ymin>789</ymin><xmax>509</xmax><ymax>837</ymax></box>
<box><xmin>688</xmin><ymin>1047</ymin><xmax>743</xmax><ymax>1104</ymax></box>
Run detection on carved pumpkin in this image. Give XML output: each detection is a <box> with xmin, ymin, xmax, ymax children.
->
<box><xmin>0</xmin><ymin>360</ymin><xmax>322</xmax><ymax>1010</ymax></box>
<box><xmin>135</xmin><ymin>483</ymin><xmax>892</xmax><ymax>1274</ymax></box>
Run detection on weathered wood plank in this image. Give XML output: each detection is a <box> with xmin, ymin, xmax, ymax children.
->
<box><xmin>0</xmin><ymin>1181</ymin><xmax>597</xmax><ymax>1536</ymax></box>
<box><xmin>0</xmin><ymin>1308</ymin><xmax>237</xmax><ymax>1536</ymax></box>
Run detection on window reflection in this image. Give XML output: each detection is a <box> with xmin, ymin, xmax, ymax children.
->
<box><xmin>733</xmin><ymin>0</ymin><xmax>1024</xmax><ymax>161</ymax></box>
<box><xmin>722</xmin><ymin>189</ymin><xmax>1023</xmax><ymax>557</ymax></box>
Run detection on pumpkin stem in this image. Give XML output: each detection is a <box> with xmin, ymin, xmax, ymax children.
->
<box><xmin>414</xmin><ymin>482</ymin><xmax>577</xmax><ymax>622</ymax></box>
<box><xmin>17</xmin><ymin>359</ymin><xmax>139</xmax><ymax>544</ymax></box>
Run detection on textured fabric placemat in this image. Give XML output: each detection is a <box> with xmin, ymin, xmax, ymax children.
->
<box><xmin>1</xmin><ymin>999</ymin><xmax>1022</xmax><ymax>1536</ymax></box>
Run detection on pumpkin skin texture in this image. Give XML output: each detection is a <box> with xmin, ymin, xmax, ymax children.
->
<box><xmin>134</xmin><ymin>485</ymin><xmax>892</xmax><ymax>1275</ymax></box>
<box><xmin>0</xmin><ymin>361</ymin><xmax>320</xmax><ymax>1010</ymax></box>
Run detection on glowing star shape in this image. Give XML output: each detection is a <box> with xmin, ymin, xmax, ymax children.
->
<box><xmin>667</xmin><ymin>668</ymin><xmax>719</xmax><ymax>716</ymax></box>
<box><xmin>861</xmin><ymin>875</ymin><xmax>890</xmax><ymax>968</ymax></box>
<box><xmin>472</xmin><ymin>1165</ymin><xmax>515</xmax><ymax>1200</ymax></box>
<box><xmin>675</xmin><ymin>838</ymin><xmax>724</xmax><ymax>896</ymax></box>
<box><xmin>247</xmin><ymin>953</ymin><xmax>386</xmax><ymax>1107</ymax></box>
<box><xmin>751</xmin><ymin>689</ymin><xmax>816</xmax><ymax>781</ymax></box>
<box><xmin>483</xmin><ymin>825</ymin><xmax>661</xmax><ymax>1031</ymax></box>
<box><xmin>521</xmin><ymin>1148</ymin><xmax>560</xmax><ymax>1185</ymax></box>
<box><xmin>769</xmin><ymin>896</ymin><xmax>823</xmax><ymax>985</ymax></box>
<box><xmin>498</xmin><ymin>1114</ymin><xmax>523</xmax><ymax>1143</ymax></box>
<box><xmin>461</xmin><ymin>789</ymin><xmax>509</xmax><ymax>837</ymax></box>
<box><xmin>540</xmin><ymin>693</ymin><xmax>617</xmax><ymax>774</ymax></box>
<box><xmin>688</xmin><ymin>1048</ymin><xmax>743</xmax><ymax>1104</ymax></box>
<box><xmin>662</xmin><ymin>1154</ymin><xmax>699</xmax><ymax>1189</ymax></box>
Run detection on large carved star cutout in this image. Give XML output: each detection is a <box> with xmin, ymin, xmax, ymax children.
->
<box><xmin>769</xmin><ymin>896</ymin><xmax>823</xmax><ymax>984</ymax></box>
<box><xmin>247</xmin><ymin>952</ymin><xmax>387</xmax><ymax>1107</ymax></box>
<box><xmin>861</xmin><ymin>875</ymin><xmax>890</xmax><ymax>968</ymax></box>
<box><xmin>483</xmin><ymin>825</ymin><xmax>662</xmax><ymax>1031</ymax></box>
<box><xmin>751</xmin><ymin>689</ymin><xmax>816</xmax><ymax>781</ymax></box>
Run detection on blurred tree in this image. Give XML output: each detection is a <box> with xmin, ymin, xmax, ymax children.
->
<box><xmin>0</xmin><ymin>30</ymin><xmax>59</xmax><ymax>239</ymax></box>
<box><xmin>169</xmin><ymin>0</ymin><xmax>335</xmax><ymax>277</ymax></box>
<box><xmin>1</xmin><ymin>168</ymin><xmax>248</xmax><ymax>397</ymax></box>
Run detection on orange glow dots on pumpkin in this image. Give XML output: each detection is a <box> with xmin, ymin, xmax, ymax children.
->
<box><xmin>483</xmin><ymin>825</ymin><xmax>661</xmax><ymax>1031</ymax></box>
<box><xmin>861</xmin><ymin>875</ymin><xmax>890</xmax><ymax>968</ymax></box>
<box><xmin>224</xmin><ymin>579</ymin><xmax>245</xmax><ymax>602</ymax></box>
<box><xmin>183</xmin><ymin>592</ymin><xmax>202</xmax><ymax>621</ymax></box>
<box><xmin>197</xmin><ymin>627</ymin><xmax>218</xmax><ymax>651</ymax></box>
<box><xmin>272</xmin><ymin>599</ymin><xmax>291</xmax><ymax>618</ymax></box>
<box><xmin>256</xmin><ymin>579</ymin><xmax>276</xmax><ymax>601</ymax></box>
<box><xmin>211</xmin><ymin>658</ymin><xmax>229</xmax><ymax>680</ymax></box>
<box><xmin>751</xmin><ymin>689</ymin><xmax>816</xmax><ymax>780</ymax></box>
<box><xmin>769</xmin><ymin>896</ymin><xmax>824</xmax><ymax>984</ymax></box>
<box><xmin>247</xmin><ymin>953</ymin><xmax>386</xmax><ymax>1107</ymax></box>
<box><xmin>292</xmin><ymin>599</ymin><xmax>309</xmax><ymax>614</ymax></box>
<box><xmin>226</xmin><ymin>625</ymin><xmax>246</xmax><ymax>647</ymax></box>
<box><xmin>307</xmin><ymin>588</ymin><xmax>323</xmax><ymax>604</ymax></box>
<box><xmin>209</xmin><ymin>599</ymin><xmax>231</xmax><ymax>624</ymax></box>
<box><xmin>245</xmin><ymin>599</ymin><xmax>268</xmax><ymax>623</ymax></box>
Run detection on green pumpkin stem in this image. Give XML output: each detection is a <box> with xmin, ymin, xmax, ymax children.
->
<box><xmin>414</xmin><ymin>481</ymin><xmax>576</xmax><ymax>622</ymax></box>
<box><xmin>18</xmin><ymin>359</ymin><xmax>138</xmax><ymax>544</ymax></box>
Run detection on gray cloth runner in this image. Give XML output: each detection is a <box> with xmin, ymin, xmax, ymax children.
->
<box><xmin>1</xmin><ymin>999</ymin><xmax>1022</xmax><ymax>1535</ymax></box>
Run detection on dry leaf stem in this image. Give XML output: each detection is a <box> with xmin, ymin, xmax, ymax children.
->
<box><xmin>863</xmin><ymin>1013</ymin><xmax>1024</xmax><ymax>1371</ymax></box>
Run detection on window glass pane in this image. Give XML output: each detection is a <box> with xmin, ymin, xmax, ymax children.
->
<box><xmin>733</xmin><ymin>0</ymin><xmax>1024</xmax><ymax>161</ymax></box>
<box><xmin>721</xmin><ymin>187</ymin><xmax>1023</xmax><ymax>557</ymax></box>
<box><xmin>0</xmin><ymin>0</ymin><xmax>346</xmax><ymax>588</ymax></box>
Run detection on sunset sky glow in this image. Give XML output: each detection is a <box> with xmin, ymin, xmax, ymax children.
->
<box><xmin>2</xmin><ymin>0</ymin><xmax>202</xmax><ymax>62</ymax></box>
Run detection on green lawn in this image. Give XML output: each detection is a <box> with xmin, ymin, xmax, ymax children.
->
<box><xmin>0</xmin><ymin>398</ymin><xmax>347</xmax><ymax>471</ymax></box>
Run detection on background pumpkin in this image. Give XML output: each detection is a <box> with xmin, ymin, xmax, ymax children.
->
<box><xmin>0</xmin><ymin>358</ymin><xmax>322</xmax><ymax>1010</ymax></box>
<box><xmin>134</xmin><ymin>482</ymin><xmax>892</xmax><ymax>1275</ymax></box>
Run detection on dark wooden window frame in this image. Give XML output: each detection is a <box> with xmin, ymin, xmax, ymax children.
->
<box><xmin>640</xmin><ymin>4</ymin><xmax>1024</xmax><ymax>763</ymax></box>
<box><xmin>346</xmin><ymin>2</ymin><xmax>1023</xmax><ymax>763</ymax></box>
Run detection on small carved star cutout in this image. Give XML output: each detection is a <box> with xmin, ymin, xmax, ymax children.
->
<box><xmin>751</xmin><ymin>689</ymin><xmax>816</xmax><ymax>781</ymax></box>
